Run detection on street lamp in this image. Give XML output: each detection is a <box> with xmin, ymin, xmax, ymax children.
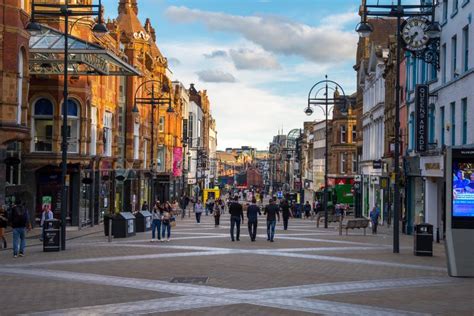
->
<box><xmin>305</xmin><ymin>75</ymin><xmax>348</xmax><ymax>229</ymax></box>
<box><xmin>356</xmin><ymin>0</ymin><xmax>440</xmax><ymax>253</ymax></box>
<box><xmin>26</xmin><ymin>0</ymin><xmax>108</xmax><ymax>251</ymax></box>
<box><xmin>133</xmin><ymin>79</ymin><xmax>174</xmax><ymax>207</ymax></box>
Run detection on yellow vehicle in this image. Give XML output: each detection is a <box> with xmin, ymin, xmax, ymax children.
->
<box><xmin>203</xmin><ymin>187</ymin><xmax>220</xmax><ymax>203</ymax></box>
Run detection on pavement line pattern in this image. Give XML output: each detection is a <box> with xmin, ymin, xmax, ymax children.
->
<box><xmin>10</xmin><ymin>267</ymin><xmax>450</xmax><ymax>316</ymax></box>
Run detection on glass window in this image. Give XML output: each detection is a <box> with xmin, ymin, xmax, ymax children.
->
<box><xmin>340</xmin><ymin>125</ymin><xmax>346</xmax><ymax>143</ymax></box>
<box><xmin>352</xmin><ymin>153</ymin><xmax>357</xmax><ymax>173</ymax></box>
<box><xmin>340</xmin><ymin>153</ymin><xmax>345</xmax><ymax>174</ymax></box>
<box><xmin>442</xmin><ymin>44</ymin><xmax>447</xmax><ymax>83</ymax></box>
<box><xmin>352</xmin><ymin>125</ymin><xmax>356</xmax><ymax>143</ymax></box>
<box><xmin>409</xmin><ymin>112</ymin><xmax>415</xmax><ymax>150</ymax></box>
<box><xmin>134</xmin><ymin>122</ymin><xmax>140</xmax><ymax>160</ymax></box>
<box><xmin>428</xmin><ymin>106</ymin><xmax>435</xmax><ymax>144</ymax></box>
<box><xmin>143</xmin><ymin>139</ymin><xmax>148</xmax><ymax>169</ymax></box>
<box><xmin>33</xmin><ymin>98</ymin><xmax>54</xmax><ymax>152</ymax></box>
<box><xmin>443</xmin><ymin>0</ymin><xmax>449</xmax><ymax>21</ymax></box>
<box><xmin>188</xmin><ymin>113</ymin><xmax>194</xmax><ymax>142</ymax></box>
<box><xmin>453</xmin><ymin>0</ymin><xmax>459</xmax><ymax>12</ymax></box>
<box><xmin>440</xmin><ymin>106</ymin><xmax>445</xmax><ymax>146</ymax></box>
<box><xmin>103</xmin><ymin>111</ymin><xmax>113</xmax><ymax>157</ymax></box>
<box><xmin>17</xmin><ymin>50</ymin><xmax>24</xmax><ymax>125</ymax></box>
<box><xmin>61</xmin><ymin>100</ymin><xmax>80</xmax><ymax>153</ymax></box>
<box><xmin>90</xmin><ymin>107</ymin><xmax>97</xmax><ymax>156</ymax></box>
<box><xmin>452</xmin><ymin>35</ymin><xmax>458</xmax><ymax>79</ymax></box>
<box><xmin>463</xmin><ymin>26</ymin><xmax>469</xmax><ymax>72</ymax></box>
<box><xmin>462</xmin><ymin>98</ymin><xmax>468</xmax><ymax>145</ymax></box>
<box><xmin>451</xmin><ymin>102</ymin><xmax>456</xmax><ymax>145</ymax></box>
<box><xmin>159</xmin><ymin>116</ymin><xmax>165</xmax><ymax>133</ymax></box>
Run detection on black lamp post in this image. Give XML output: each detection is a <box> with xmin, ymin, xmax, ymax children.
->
<box><xmin>355</xmin><ymin>0</ymin><xmax>440</xmax><ymax>253</ymax></box>
<box><xmin>305</xmin><ymin>76</ymin><xmax>348</xmax><ymax>229</ymax></box>
<box><xmin>26</xmin><ymin>0</ymin><xmax>108</xmax><ymax>251</ymax></box>
<box><xmin>133</xmin><ymin>79</ymin><xmax>174</xmax><ymax>207</ymax></box>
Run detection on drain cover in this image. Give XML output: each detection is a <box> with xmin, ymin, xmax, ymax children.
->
<box><xmin>170</xmin><ymin>277</ymin><xmax>209</xmax><ymax>284</ymax></box>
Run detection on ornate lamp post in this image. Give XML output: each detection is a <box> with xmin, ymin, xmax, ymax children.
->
<box><xmin>132</xmin><ymin>79</ymin><xmax>174</xmax><ymax>207</ymax></box>
<box><xmin>26</xmin><ymin>0</ymin><xmax>108</xmax><ymax>250</ymax></box>
<box><xmin>305</xmin><ymin>76</ymin><xmax>348</xmax><ymax>229</ymax></box>
<box><xmin>355</xmin><ymin>0</ymin><xmax>440</xmax><ymax>253</ymax></box>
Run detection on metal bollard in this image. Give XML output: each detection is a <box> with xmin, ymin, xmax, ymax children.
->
<box><xmin>108</xmin><ymin>219</ymin><xmax>112</xmax><ymax>242</ymax></box>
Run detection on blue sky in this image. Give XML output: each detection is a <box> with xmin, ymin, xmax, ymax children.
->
<box><xmin>102</xmin><ymin>0</ymin><xmax>363</xmax><ymax>150</ymax></box>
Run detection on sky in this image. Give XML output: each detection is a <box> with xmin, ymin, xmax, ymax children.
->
<box><xmin>102</xmin><ymin>0</ymin><xmax>364</xmax><ymax>150</ymax></box>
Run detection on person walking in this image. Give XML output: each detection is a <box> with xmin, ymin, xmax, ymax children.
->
<box><xmin>247</xmin><ymin>198</ymin><xmax>261</xmax><ymax>241</ymax></box>
<box><xmin>229</xmin><ymin>196</ymin><xmax>244</xmax><ymax>241</ymax></box>
<box><xmin>141</xmin><ymin>201</ymin><xmax>149</xmax><ymax>211</ymax></box>
<box><xmin>194</xmin><ymin>200</ymin><xmax>204</xmax><ymax>223</ymax></box>
<box><xmin>303</xmin><ymin>201</ymin><xmax>311</xmax><ymax>219</ymax></box>
<box><xmin>39</xmin><ymin>204</ymin><xmax>53</xmax><ymax>241</ymax></box>
<box><xmin>10</xmin><ymin>203</ymin><xmax>31</xmax><ymax>257</ymax></box>
<box><xmin>280</xmin><ymin>199</ymin><xmax>291</xmax><ymax>230</ymax></box>
<box><xmin>264</xmin><ymin>198</ymin><xmax>280</xmax><ymax>242</ymax></box>
<box><xmin>213</xmin><ymin>199</ymin><xmax>223</xmax><ymax>227</ymax></box>
<box><xmin>150</xmin><ymin>201</ymin><xmax>162</xmax><ymax>242</ymax></box>
<box><xmin>0</xmin><ymin>206</ymin><xmax>8</xmax><ymax>249</ymax></box>
<box><xmin>370</xmin><ymin>205</ymin><xmax>381</xmax><ymax>234</ymax></box>
<box><xmin>161</xmin><ymin>204</ymin><xmax>172</xmax><ymax>242</ymax></box>
<box><xmin>180</xmin><ymin>195</ymin><xmax>188</xmax><ymax>219</ymax></box>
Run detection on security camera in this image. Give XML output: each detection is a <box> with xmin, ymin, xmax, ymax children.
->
<box><xmin>304</xmin><ymin>107</ymin><xmax>313</xmax><ymax>116</ymax></box>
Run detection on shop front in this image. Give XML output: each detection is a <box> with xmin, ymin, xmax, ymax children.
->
<box><xmin>404</xmin><ymin>156</ymin><xmax>423</xmax><ymax>235</ymax></box>
<box><xmin>420</xmin><ymin>155</ymin><xmax>444</xmax><ymax>240</ymax></box>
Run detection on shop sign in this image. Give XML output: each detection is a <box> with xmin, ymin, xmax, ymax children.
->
<box><xmin>373</xmin><ymin>160</ymin><xmax>382</xmax><ymax>169</ymax></box>
<box><xmin>354</xmin><ymin>175</ymin><xmax>361</xmax><ymax>182</ymax></box>
<box><xmin>415</xmin><ymin>84</ymin><xmax>429</xmax><ymax>153</ymax></box>
<box><xmin>420</xmin><ymin>156</ymin><xmax>443</xmax><ymax>177</ymax></box>
<box><xmin>371</xmin><ymin>176</ymin><xmax>379</xmax><ymax>185</ymax></box>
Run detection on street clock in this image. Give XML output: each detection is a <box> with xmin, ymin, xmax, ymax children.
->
<box><xmin>401</xmin><ymin>17</ymin><xmax>430</xmax><ymax>52</ymax></box>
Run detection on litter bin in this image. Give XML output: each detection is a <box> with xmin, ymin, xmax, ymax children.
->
<box><xmin>43</xmin><ymin>219</ymin><xmax>61</xmax><ymax>252</ymax></box>
<box><xmin>414</xmin><ymin>223</ymin><xmax>433</xmax><ymax>256</ymax></box>
<box><xmin>135</xmin><ymin>211</ymin><xmax>152</xmax><ymax>232</ymax></box>
<box><xmin>113</xmin><ymin>212</ymin><xmax>136</xmax><ymax>238</ymax></box>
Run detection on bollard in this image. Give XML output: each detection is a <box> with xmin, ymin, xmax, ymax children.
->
<box><xmin>108</xmin><ymin>218</ymin><xmax>112</xmax><ymax>242</ymax></box>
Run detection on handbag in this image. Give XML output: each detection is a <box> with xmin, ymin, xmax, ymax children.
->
<box><xmin>170</xmin><ymin>220</ymin><xmax>176</xmax><ymax>227</ymax></box>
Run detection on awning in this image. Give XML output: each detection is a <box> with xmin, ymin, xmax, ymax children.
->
<box><xmin>29</xmin><ymin>25</ymin><xmax>141</xmax><ymax>76</ymax></box>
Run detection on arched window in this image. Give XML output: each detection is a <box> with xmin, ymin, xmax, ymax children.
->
<box><xmin>61</xmin><ymin>99</ymin><xmax>80</xmax><ymax>153</ymax></box>
<box><xmin>17</xmin><ymin>50</ymin><xmax>24</xmax><ymax>124</ymax></box>
<box><xmin>33</xmin><ymin>98</ymin><xmax>54</xmax><ymax>152</ymax></box>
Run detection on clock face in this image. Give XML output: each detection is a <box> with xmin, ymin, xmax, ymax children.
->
<box><xmin>402</xmin><ymin>17</ymin><xmax>430</xmax><ymax>52</ymax></box>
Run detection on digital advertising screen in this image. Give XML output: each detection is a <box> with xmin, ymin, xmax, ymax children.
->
<box><xmin>452</xmin><ymin>162</ymin><xmax>474</xmax><ymax>217</ymax></box>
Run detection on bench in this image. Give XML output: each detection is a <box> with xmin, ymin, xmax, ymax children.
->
<box><xmin>340</xmin><ymin>218</ymin><xmax>370</xmax><ymax>236</ymax></box>
<box><xmin>316</xmin><ymin>213</ymin><xmax>342</xmax><ymax>228</ymax></box>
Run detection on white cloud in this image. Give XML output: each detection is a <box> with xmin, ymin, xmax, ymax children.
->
<box><xmin>229</xmin><ymin>48</ymin><xmax>281</xmax><ymax>70</ymax></box>
<box><xmin>204</xmin><ymin>50</ymin><xmax>228</xmax><ymax>58</ymax></box>
<box><xmin>196</xmin><ymin>69</ymin><xmax>236</xmax><ymax>83</ymax></box>
<box><xmin>165</xmin><ymin>6</ymin><xmax>358</xmax><ymax>63</ymax></box>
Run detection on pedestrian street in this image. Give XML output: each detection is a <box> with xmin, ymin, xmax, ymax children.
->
<box><xmin>1</xmin><ymin>213</ymin><xmax>473</xmax><ymax>315</ymax></box>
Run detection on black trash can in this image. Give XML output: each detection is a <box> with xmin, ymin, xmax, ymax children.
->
<box><xmin>414</xmin><ymin>223</ymin><xmax>433</xmax><ymax>256</ymax></box>
<box><xmin>135</xmin><ymin>211</ymin><xmax>152</xmax><ymax>232</ymax></box>
<box><xmin>43</xmin><ymin>219</ymin><xmax>61</xmax><ymax>252</ymax></box>
<box><xmin>113</xmin><ymin>212</ymin><xmax>136</xmax><ymax>238</ymax></box>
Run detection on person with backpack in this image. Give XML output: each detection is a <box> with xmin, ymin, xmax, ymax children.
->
<box><xmin>0</xmin><ymin>206</ymin><xmax>8</xmax><ymax>249</ymax></box>
<box><xmin>10</xmin><ymin>203</ymin><xmax>31</xmax><ymax>257</ymax></box>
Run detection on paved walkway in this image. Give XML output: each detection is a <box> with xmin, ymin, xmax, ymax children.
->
<box><xmin>1</xmin><ymin>210</ymin><xmax>473</xmax><ymax>315</ymax></box>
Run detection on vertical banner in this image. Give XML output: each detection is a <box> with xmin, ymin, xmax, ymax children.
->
<box><xmin>173</xmin><ymin>147</ymin><xmax>183</xmax><ymax>177</ymax></box>
<box><xmin>415</xmin><ymin>84</ymin><xmax>429</xmax><ymax>152</ymax></box>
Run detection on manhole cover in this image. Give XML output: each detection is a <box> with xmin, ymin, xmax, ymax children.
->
<box><xmin>170</xmin><ymin>277</ymin><xmax>209</xmax><ymax>284</ymax></box>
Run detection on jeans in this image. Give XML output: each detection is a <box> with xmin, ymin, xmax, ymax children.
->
<box><xmin>195</xmin><ymin>212</ymin><xmax>202</xmax><ymax>223</ymax></box>
<box><xmin>151</xmin><ymin>219</ymin><xmax>161</xmax><ymax>240</ymax></box>
<box><xmin>248</xmin><ymin>220</ymin><xmax>258</xmax><ymax>241</ymax></box>
<box><xmin>267</xmin><ymin>220</ymin><xmax>276</xmax><ymax>241</ymax></box>
<box><xmin>12</xmin><ymin>227</ymin><xmax>26</xmax><ymax>255</ymax></box>
<box><xmin>214</xmin><ymin>214</ymin><xmax>220</xmax><ymax>226</ymax></box>
<box><xmin>230</xmin><ymin>216</ymin><xmax>241</xmax><ymax>241</ymax></box>
<box><xmin>162</xmin><ymin>222</ymin><xmax>171</xmax><ymax>239</ymax></box>
<box><xmin>372</xmin><ymin>221</ymin><xmax>378</xmax><ymax>234</ymax></box>
<box><xmin>283</xmin><ymin>216</ymin><xmax>289</xmax><ymax>230</ymax></box>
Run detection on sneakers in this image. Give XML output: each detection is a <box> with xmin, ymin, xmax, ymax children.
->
<box><xmin>166</xmin><ymin>238</ymin><xmax>170</xmax><ymax>242</ymax></box>
<box><xmin>19</xmin><ymin>252</ymin><xmax>24</xmax><ymax>257</ymax></box>
<box><xmin>160</xmin><ymin>239</ymin><xmax>164</xmax><ymax>242</ymax></box>
<box><xmin>150</xmin><ymin>238</ymin><xmax>156</xmax><ymax>242</ymax></box>
<box><xmin>13</xmin><ymin>254</ymin><xmax>18</xmax><ymax>258</ymax></box>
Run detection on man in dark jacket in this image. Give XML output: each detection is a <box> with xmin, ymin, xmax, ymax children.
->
<box><xmin>280</xmin><ymin>199</ymin><xmax>291</xmax><ymax>230</ymax></box>
<box><xmin>229</xmin><ymin>196</ymin><xmax>244</xmax><ymax>241</ymax></box>
<box><xmin>10</xmin><ymin>203</ymin><xmax>31</xmax><ymax>258</ymax></box>
<box><xmin>264</xmin><ymin>198</ymin><xmax>280</xmax><ymax>242</ymax></box>
<box><xmin>247</xmin><ymin>198</ymin><xmax>261</xmax><ymax>241</ymax></box>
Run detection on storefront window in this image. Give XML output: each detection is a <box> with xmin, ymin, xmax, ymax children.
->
<box><xmin>33</xmin><ymin>98</ymin><xmax>54</xmax><ymax>152</ymax></box>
